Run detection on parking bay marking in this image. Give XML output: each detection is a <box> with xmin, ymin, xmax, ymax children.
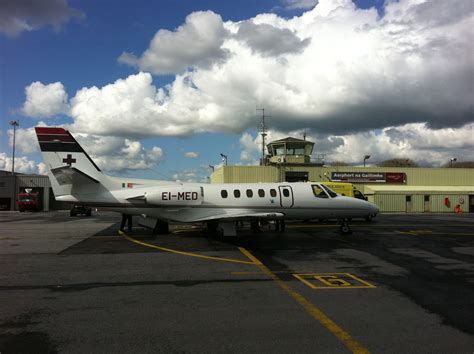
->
<box><xmin>239</xmin><ymin>248</ymin><xmax>370</xmax><ymax>354</ymax></box>
<box><xmin>293</xmin><ymin>273</ymin><xmax>376</xmax><ymax>290</ymax></box>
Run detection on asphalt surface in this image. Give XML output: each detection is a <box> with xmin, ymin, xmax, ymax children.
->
<box><xmin>0</xmin><ymin>211</ymin><xmax>473</xmax><ymax>353</ymax></box>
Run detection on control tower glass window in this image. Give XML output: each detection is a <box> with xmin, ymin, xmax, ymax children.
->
<box><xmin>275</xmin><ymin>147</ymin><xmax>285</xmax><ymax>155</ymax></box>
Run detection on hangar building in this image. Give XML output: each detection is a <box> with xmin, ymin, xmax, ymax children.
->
<box><xmin>210</xmin><ymin>137</ymin><xmax>474</xmax><ymax>213</ymax></box>
<box><xmin>0</xmin><ymin>172</ymin><xmax>69</xmax><ymax>211</ymax></box>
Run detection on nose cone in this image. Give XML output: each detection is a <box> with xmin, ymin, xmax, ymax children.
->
<box><xmin>335</xmin><ymin>196</ymin><xmax>379</xmax><ymax>218</ymax></box>
<box><xmin>352</xmin><ymin>198</ymin><xmax>379</xmax><ymax>216</ymax></box>
<box><xmin>368</xmin><ymin>201</ymin><xmax>379</xmax><ymax>215</ymax></box>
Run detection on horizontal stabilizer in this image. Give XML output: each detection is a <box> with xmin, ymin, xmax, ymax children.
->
<box><xmin>51</xmin><ymin>166</ymin><xmax>100</xmax><ymax>186</ymax></box>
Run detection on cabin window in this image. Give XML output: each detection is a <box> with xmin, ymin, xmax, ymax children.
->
<box><xmin>221</xmin><ymin>190</ymin><xmax>228</xmax><ymax>198</ymax></box>
<box><xmin>282</xmin><ymin>188</ymin><xmax>290</xmax><ymax>197</ymax></box>
<box><xmin>246</xmin><ymin>189</ymin><xmax>253</xmax><ymax>198</ymax></box>
<box><xmin>234</xmin><ymin>189</ymin><xmax>241</xmax><ymax>198</ymax></box>
<box><xmin>320</xmin><ymin>185</ymin><xmax>337</xmax><ymax>198</ymax></box>
<box><xmin>258</xmin><ymin>189</ymin><xmax>265</xmax><ymax>197</ymax></box>
<box><xmin>270</xmin><ymin>189</ymin><xmax>277</xmax><ymax>197</ymax></box>
<box><xmin>312</xmin><ymin>185</ymin><xmax>329</xmax><ymax>198</ymax></box>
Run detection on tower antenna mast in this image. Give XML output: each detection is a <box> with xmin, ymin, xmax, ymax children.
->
<box><xmin>256</xmin><ymin>108</ymin><xmax>270</xmax><ymax>166</ymax></box>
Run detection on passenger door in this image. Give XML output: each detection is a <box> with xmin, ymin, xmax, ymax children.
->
<box><xmin>279</xmin><ymin>186</ymin><xmax>294</xmax><ymax>207</ymax></box>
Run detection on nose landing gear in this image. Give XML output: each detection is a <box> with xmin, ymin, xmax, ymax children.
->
<box><xmin>339</xmin><ymin>219</ymin><xmax>353</xmax><ymax>234</ymax></box>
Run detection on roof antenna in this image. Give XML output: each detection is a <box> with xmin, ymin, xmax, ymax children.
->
<box><xmin>257</xmin><ymin>108</ymin><xmax>271</xmax><ymax>166</ymax></box>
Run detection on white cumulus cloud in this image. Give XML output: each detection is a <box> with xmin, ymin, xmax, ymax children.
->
<box><xmin>184</xmin><ymin>151</ymin><xmax>199</xmax><ymax>158</ymax></box>
<box><xmin>118</xmin><ymin>11</ymin><xmax>229</xmax><ymax>75</ymax></box>
<box><xmin>22</xmin><ymin>82</ymin><xmax>69</xmax><ymax>118</ymax></box>
<box><xmin>7</xmin><ymin>124</ymin><xmax>48</xmax><ymax>154</ymax></box>
<box><xmin>282</xmin><ymin>0</ymin><xmax>318</xmax><ymax>10</ymax></box>
<box><xmin>239</xmin><ymin>122</ymin><xmax>474</xmax><ymax>166</ymax></box>
<box><xmin>236</xmin><ymin>21</ymin><xmax>310</xmax><ymax>57</ymax></box>
<box><xmin>171</xmin><ymin>167</ymin><xmax>210</xmax><ymax>183</ymax></box>
<box><xmin>115</xmin><ymin>0</ymin><xmax>472</xmax><ymax>134</ymax></box>
<box><xmin>0</xmin><ymin>153</ymin><xmax>41</xmax><ymax>174</ymax></box>
<box><xmin>19</xmin><ymin>0</ymin><xmax>474</xmax><ymax>168</ymax></box>
<box><xmin>74</xmin><ymin>133</ymin><xmax>163</xmax><ymax>173</ymax></box>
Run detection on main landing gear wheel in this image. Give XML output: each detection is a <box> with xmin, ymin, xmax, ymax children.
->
<box><xmin>250</xmin><ymin>221</ymin><xmax>260</xmax><ymax>232</ymax></box>
<box><xmin>339</xmin><ymin>220</ymin><xmax>352</xmax><ymax>235</ymax></box>
<box><xmin>207</xmin><ymin>221</ymin><xmax>218</xmax><ymax>234</ymax></box>
<box><xmin>153</xmin><ymin>220</ymin><xmax>169</xmax><ymax>236</ymax></box>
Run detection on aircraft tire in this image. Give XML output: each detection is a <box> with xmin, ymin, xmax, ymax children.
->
<box><xmin>250</xmin><ymin>221</ymin><xmax>260</xmax><ymax>232</ymax></box>
<box><xmin>340</xmin><ymin>223</ymin><xmax>352</xmax><ymax>235</ymax></box>
<box><xmin>153</xmin><ymin>220</ymin><xmax>169</xmax><ymax>235</ymax></box>
<box><xmin>207</xmin><ymin>221</ymin><xmax>218</xmax><ymax>233</ymax></box>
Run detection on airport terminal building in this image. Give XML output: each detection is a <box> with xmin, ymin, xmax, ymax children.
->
<box><xmin>211</xmin><ymin>137</ymin><xmax>474</xmax><ymax>213</ymax></box>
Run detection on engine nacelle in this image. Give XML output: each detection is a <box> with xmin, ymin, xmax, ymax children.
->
<box><xmin>146</xmin><ymin>186</ymin><xmax>203</xmax><ymax>206</ymax></box>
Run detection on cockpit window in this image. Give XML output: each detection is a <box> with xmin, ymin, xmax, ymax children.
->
<box><xmin>321</xmin><ymin>184</ymin><xmax>338</xmax><ymax>198</ymax></box>
<box><xmin>312</xmin><ymin>185</ymin><xmax>329</xmax><ymax>198</ymax></box>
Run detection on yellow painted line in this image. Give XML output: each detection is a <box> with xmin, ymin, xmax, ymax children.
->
<box><xmin>120</xmin><ymin>231</ymin><xmax>255</xmax><ymax>265</ymax></box>
<box><xmin>440</xmin><ymin>232</ymin><xmax>474</xmax><ymax>235</ymax></box>
<box><xmin>290</xmin><ymin>224</ymin><xmax>474</xmax><ymax>228</ymax></box>
<box><xmin>239</xmin><ymin>248</ymin><xmax>370</xmax><ymax>354</ymax></box>
<box><xmin>231</xmin><ymin>270</ymin><xmax>316</xmax><ymax>275</ymax></box>
<box><xmin>288</xmin><ymin>224</ymin><xmax>339</xmax><ymax>228</ymax></box>
<box><xmin>395</xmin><ymin>231</ymin><xmax>474</xmax><ymax>236</ymax></box>
<box><xmin>238</xmin><ymin>247</ymin><xmax>262</xmax><ymax>265</ymax></box>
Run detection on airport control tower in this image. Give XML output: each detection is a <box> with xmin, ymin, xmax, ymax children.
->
<box><xmin>266</xmin><ymin>137</ymin><xmax>316</xmax><ymax>165</ymax></box>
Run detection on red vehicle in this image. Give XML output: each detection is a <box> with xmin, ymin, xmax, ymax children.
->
<box><xmin>17</xmin><ymin>191</ymin><xmax>40</xmax><ymax>212</ymax></box>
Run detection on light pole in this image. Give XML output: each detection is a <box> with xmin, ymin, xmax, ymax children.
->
<box><xmin>450</xmin><ymin>157</ymin><xmax>457</xmax><ymax>167</ymax></box>
<box><xmin>9</xmin><ymin>120</ymin><xmax>19</xmax><ymax>211</ymax></box>
<box><xmin>363</xmin><ymin>155</ymin><xmax>371</xmax><ymax>167</ymax></box>
<box><xmin>9</xmin><ymin>120</ymin><xmax>19</xmax><ymax>175</ymax></box>
<box><xmin>209</xmin><ymin>165</ymin><xmax>215</xmax><ymax>172</ymax></box>
<box><xmin>220</xmin><ymin>153</ymin><xmax>228</xmax><ymax>166</ymax></box>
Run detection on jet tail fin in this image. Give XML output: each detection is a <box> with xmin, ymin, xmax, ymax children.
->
<box><xmin>35</xmin><ymin>127</ymin><xmax>112</xmax><ymax>196</ymax></box>
<box><xmin>51</xmin><ymin>166</ymin><xmax>100</xmax><ymax>186</ymax></box>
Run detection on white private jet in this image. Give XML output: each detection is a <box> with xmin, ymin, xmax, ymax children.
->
<box><xmin>35</xmin><ymin>127</ymin><xmax>379</xmax><ymax>236</ymax></box>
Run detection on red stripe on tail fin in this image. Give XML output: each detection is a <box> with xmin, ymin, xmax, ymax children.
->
<box><xmin>35</xmin><ymin>127</ymin><xmax>68</xmax><ymax>135</ymax></box>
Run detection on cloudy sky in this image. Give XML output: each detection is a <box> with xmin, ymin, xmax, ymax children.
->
<box><xmin>1</xmin><ymin>0</ymin><xmax>473</xmax><ymax>181</ymax></box>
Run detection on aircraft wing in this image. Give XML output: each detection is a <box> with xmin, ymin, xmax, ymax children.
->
<box><xmin>189</xmin><ymin>211</ymin><xmax>285</xmax><ymax>222</ymax></box>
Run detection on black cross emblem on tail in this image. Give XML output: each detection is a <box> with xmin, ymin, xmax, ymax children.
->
<box><xmin>62</xmin><ymin>154</ymin><xmax>76</xmax><ymax>166</ymax></box>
